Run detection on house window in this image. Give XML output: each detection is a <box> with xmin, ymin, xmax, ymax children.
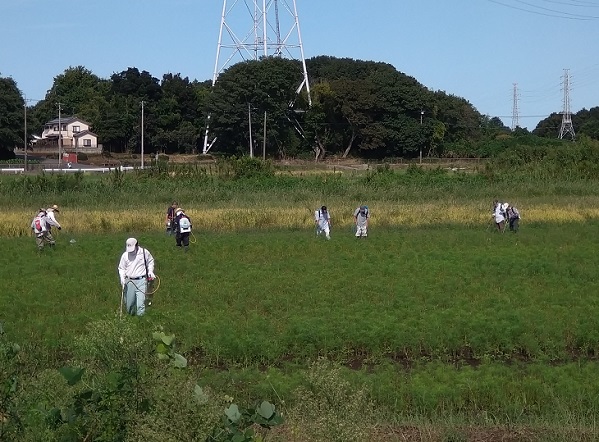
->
<box><xmin>53</xmin><ymin>125</ymin><xmax>58</xmax><ymax>131</ymax></box>
<box><xmin>83</xmin><ymin>139</ymin><xmax>92</xmax><ymax>147</ymax></box>
<box><xmin>73</xmin><ymin>126</ymin><xmax>80</xmax><ymax>133</ymax></box>
<box><xmin>61</xmin><ymin>124</ymin><xmax>67</xmax><ymax>131</ymax></box>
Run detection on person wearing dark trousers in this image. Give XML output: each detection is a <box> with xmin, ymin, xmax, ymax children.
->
<box><xmin>507</xmin><ymin>205</ymin><xmax>521</xmax><ymax>233</ymax></box>
<box><xmin>165</xmin><ymin>201</ymin><xmax>178</xmax><ymax>235</ymax></box>
<box><xmin>173</xmin><ymin>208</ymin><xmax>192</xmax><ymax>252</ymax></box>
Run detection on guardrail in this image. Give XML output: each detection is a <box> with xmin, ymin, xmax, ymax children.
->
<box><xmin>0</xmin><ymin>168</ymin><xmax>24</xmax><ymax>173</ymax></box>
<box><xmin>1</xmin><ymin>166</ymin><xmax>137</xmax><ymax>174</ymax></box>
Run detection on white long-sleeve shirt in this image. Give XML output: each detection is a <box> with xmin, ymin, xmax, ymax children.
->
<box><xmin>46</xmin><ymin>209</ymin><xmax>61</xmax><ymax>229</ymax></box>
<box><xmin>314</xmin><ymin>209</ymin><xmax>331</xmax><ymax>229</ymax></box>
<box><xmin>118</xmin><ymin>247</ymin><xmax>155</xmax><ymax>285</ymax></box>
<box><xmin>494</xmin><ymin>204</ymin><xmax>506</xmax><ymax>223</ymax></box>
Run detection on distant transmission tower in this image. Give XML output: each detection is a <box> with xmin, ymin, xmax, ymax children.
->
<box><xmin>202</xmin><ymin>0</ymin><xmax>311</xmax><ymax>154</ymax></box>
<box><xmin>511</xmin><ymin>82</ymin><xmax>520</xmax><ymax>131</ymax></box>
<box><xmin>558</xmin><ymin>68</ymin><xmax>575</xmax><ymax>140</ymax></box>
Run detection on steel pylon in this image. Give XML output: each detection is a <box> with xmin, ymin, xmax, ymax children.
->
<box><xmin>202</xmin><ymin>0</ymin><xmax>311</xmax><ymax>154</ymax></box>
<box><xmin>558</xmin><ymin>69</ymin><xmax>575</xmax><ymax>140</ymax></box>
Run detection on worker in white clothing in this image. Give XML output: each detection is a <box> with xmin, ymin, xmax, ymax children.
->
<box><xmin>118</xmin><ymin>238</ymin><xmax>156</xmax><ymax>316</ymax></box>
<box><xmin>45</xmin><ymin>204</ymin><xmax>62</xmax><ymax>235</ymax></box>
<box><xmin>31</xmin><ymin>208</ymin><xmax>59</xmax><ymax>250</ymax></box>
<box><xmin>353</xmin><ymin>205</ymin><xmax>370</xmax><ymax>238</ymax></box>
<box><xmin>314</xmin><ymin>205</ymin><xmax>332</xmax><ymax>240</ymax></box>
<box><xmin>492</xmin><ymin>200</ymin><xmax>507</xmax><ymax>232</ymax></box>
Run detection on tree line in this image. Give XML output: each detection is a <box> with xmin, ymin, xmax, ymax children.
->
<box><xmin>1</xmin><ymin>56</ymin><xmax>598</xmax><ymax>160</ymax></box>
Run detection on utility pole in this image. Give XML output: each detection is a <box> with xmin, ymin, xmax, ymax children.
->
<box><xmin>24</xmin><ymin>99</ymin><xmax>27</xmax><ymax>172</ymax></box>
<box><xmin>248</xmin><ymin>102</ymin><xmax>253</xmax><ymax>158</ymax></box>
<box><xmin>57</xmin><ymin>102</ymin><xmax>63</xmax><ymax>168</ymax></box>
<box><xmin>558</xmin><ymin>69</ymin><xmax>575</xmax><ymax>140</ymax></box>
<box><xmin>511</xmin><ymin>83</ymin><xmax>520</xmax><ymax>131</ymax></box>
<box><xmin>263</xmin><ymin>110</ymin><xmax>267</xmax><ymax>160</ymax></box>
<box><xmin>419</xmin><ymin>110</ymin><xmax>424</xmax><ymax>164</ymax></box>
<box><xmin>141</xmin><ymin>101</ymin><xmax>145</xmax><ymax>169</ymax></box>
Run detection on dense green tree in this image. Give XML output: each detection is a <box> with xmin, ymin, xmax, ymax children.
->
<box><xmin>574</xmin><ymin>107</ymin><xmax>599</xmax><ymax>140</ymax></box>
<box><xmin>97</xmin><ymin>68</ymin><xmax>162</xmax><ymax>153</ymax></box>
<box><xmin>0</xmin><ymin>76</ymin><xmax>24</xmax><ymax>159</ymax></box>
<box><xmin>303</xmin><ymin>81</ymin><xmax>340</xmax><ymax>160</ymax></box>
<box><xmin>304</xmin><ymin>56</ymin><xmax>493</xmax><ymax>159</ymax></box>
<box><xmin>30</xmin><ymin>66</ymin><xmax>108</xmax><ymax>137</ymax></box>
<box><xmin>533</xmin><ymin>112</ymin><xmax>563</xmax><ymax>139</ymax></box>
<box><xmin>534</xmin><ymin>107</ymin><xmax>599</xmax><ymax>141</ymax></box>
<box><xmin>207</xmin><ymin>57</ymin><xmax>306</xmax><ymax>156</ymax></box>
<box><xmin>153</xmin><ymin>74</ymin><xmax>203</xmax><ymax>153</ymax></box>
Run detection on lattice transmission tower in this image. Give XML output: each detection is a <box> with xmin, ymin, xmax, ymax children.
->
<box><xmin>511</xmin><ymin>82</ymin><xmax>520</xmax><ymax>131</ymax></box>
<box><xmin>202</xmin><ymin>0</ymin><xmax>311</xmax><ymax>154</ymax></box>
<box><xmin>558</xmin><ymin>68</ymin><xmax>575</xmax><ymax>140</ymax></box>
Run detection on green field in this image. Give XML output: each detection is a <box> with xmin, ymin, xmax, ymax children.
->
<box><xmin>2</xmin><ymin>164</ymin><xmax>599</xmax><ymax>441</ymax></box>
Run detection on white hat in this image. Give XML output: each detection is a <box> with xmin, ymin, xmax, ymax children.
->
<box><xmin>176</xmin><ymin>209</ymin><xmax>183</xmax><ymax>215</ymax></box>
<box><xmin>125</xmin><ymin>238</ymin><xmax>138</xmax><ymax>252</ymax></box>
<box><xmin>51</xmin><ymin>204</ymin><xmax>59</xmax><ymax>212</ymax></box>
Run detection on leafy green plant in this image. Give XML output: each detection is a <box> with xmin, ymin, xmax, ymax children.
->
<box><xmin>46</xmin><ymin>363</ymin><xmax>150</xmax><ymax>441</ymax></box>
<box><xmin>207</xmin><ymin>399</ymin><xmax>283</xmax><ymax>442</ymax></box>
<box><xmin>153</xmin><ymin>330</ymin><xmax>187</xmax><ymax>368</ymax></box>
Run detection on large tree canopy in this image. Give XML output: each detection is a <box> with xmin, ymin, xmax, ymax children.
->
<box><xmin>0</xmin><ymin>76</ymin><xmax>23</xmax><ymax>159</ymax></box>
<box><xmin>17</xmin><ymin>56</ymin><xmax>599</xmax><ymax>159</ymax></box>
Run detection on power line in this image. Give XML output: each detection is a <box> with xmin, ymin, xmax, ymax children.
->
<box><xmin>515</xmin><ymin>0</ymin><xmax>599</xmax><ymax>17</ymax></box>
<box><xmin>487</xmin><ymin>0</ymin><xmax>599</xmax><ymax>19</ymax></box>
<box><xmin>539</xmin><ymin>0</ymin><xmax>599</xmax><ymax>8</ymax></box>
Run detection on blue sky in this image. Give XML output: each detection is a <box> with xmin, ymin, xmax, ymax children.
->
<box><xmin>1</xmin><ymin>0</ymin><xmax>598</xmax><ymax>130</ymax></box>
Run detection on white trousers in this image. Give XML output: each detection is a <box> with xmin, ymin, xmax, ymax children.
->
<box><xmin>355</xmin><ymin>226</ymin><xmax>368</xmax><ymax>237</ymax></box>
<box><xmin>316</xmin><ymin>225</ymin><xmax>331</xmax><ymax>239</ymax></box>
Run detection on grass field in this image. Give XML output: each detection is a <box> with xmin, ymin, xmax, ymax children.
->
<box><xmin>2</xmin><ymin>166</ymin><xmax>599</xmax><ymax>440</ymax></box>
<box><xmin>3</xmin><ymin>220</ymin><xmax>599</xmax><ymax>440</ymax></box>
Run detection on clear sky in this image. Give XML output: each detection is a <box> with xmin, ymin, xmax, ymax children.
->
<box><xmin>1</xmin><ymin>0</ymin><xmax>598</xmax><ymax>130</ymax></box>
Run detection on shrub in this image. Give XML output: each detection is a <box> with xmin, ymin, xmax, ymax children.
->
<box><xmin>77</xmin><ymin>152</ymin><xmax>88</xmax><ymax>161</ymax></box>
<box><xmin>217</xmin><ymin>156</ymin><xmax>275</xmax><ymax>179</ymax></box>
<box><xmin>285</xmin><ymin>358</ymin><xmax>375</xmax><ymax>442</ymax></box>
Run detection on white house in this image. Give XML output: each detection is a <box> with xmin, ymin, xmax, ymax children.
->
<box><xmin>38</xmin><ymin>116</ymin><xmax>101</xmax><ymax>153</ymax></box>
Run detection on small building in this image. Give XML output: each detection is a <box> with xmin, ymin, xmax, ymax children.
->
<box><xmin>36</xmin><ymin>116</ymin><xmax>102</xmax><ymax>154</ymax></box>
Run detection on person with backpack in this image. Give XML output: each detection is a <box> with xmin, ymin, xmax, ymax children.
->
<box><xmin>165</xmin><ymin>201</ymin><xmax>178</xmax><ymax>235</ymax></box>
<box><xmin>314</xmin><ymin>205</ymin><xmax>332</xmax><ymax>240</ymax></box>
<box><xmin>118</xmin><ymin>238</ymin><xmax>156</xmax><ymax>316</ymax></box>
<box><xmin>506</xmin><ymin>205</ymin><xmax>521</xmax><ymax>233</ymax></box>
<box><xmin>173</xmin><ymin>208</ymin><xmax>192</xmax><ymax>251</ymax></box>
<box><xmin>353</xmin><ymin>205</ymin><xmax>370</xmax><ymax>238</ymax></box>
<box><xmin>30</xmin><ymin>208</ymin><xmax>60</xmax><ymax>250</ymax></box>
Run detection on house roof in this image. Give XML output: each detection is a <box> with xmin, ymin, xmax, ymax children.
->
<box><xmin>73</xmin><ymin>130</ymin><xmax>98</xmax><ymax>138</ymax></box>
<box><xmin>45</xmin><ymin>116</ymin><xmax>92</xmax><ymax>126</ymax></box>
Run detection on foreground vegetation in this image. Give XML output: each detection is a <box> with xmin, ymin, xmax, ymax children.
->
<box><xmin>2</xmin><ymin>155</ymin><xmax>599</xmax><ymax>440</ymax></box>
